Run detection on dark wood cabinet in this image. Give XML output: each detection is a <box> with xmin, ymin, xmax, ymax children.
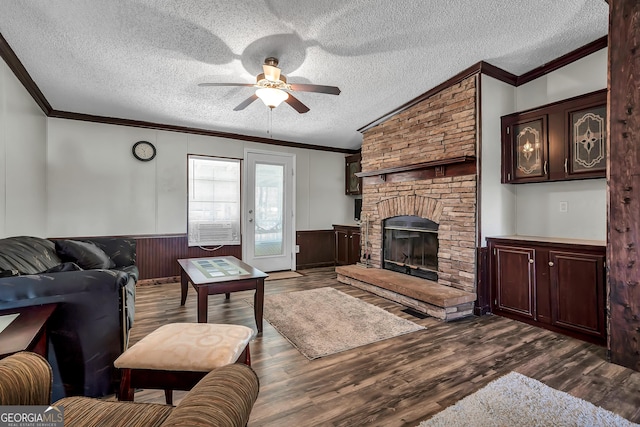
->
<box><xmin>333</xmin><ymin>225</ymin><xmax>361</xmax><ymax>265</ymax></box>
<box><xmin>345</xmin><ymin>153</ymin><xmax>362</xmax><ymax>195</ymax></box>
<box><xmin>488</xmin><ymin>236</ymin><xmax>605</xmax><ymax>345</ymax></box>
<box><xmin>501</xmin><ymin>89</ymin><xmax>606</xmax><ymax>184</ymax></box>
<box><xmin>549</xmin><ymin>250</ymin><xmax>605</xmax><ymax>337</ymax></box>
<box><xmin>494</xmin><ymin>245</ymin><xmax>536</xmax><ymax>319</ymax></box>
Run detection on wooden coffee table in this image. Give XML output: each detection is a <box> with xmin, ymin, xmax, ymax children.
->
<box><xmin>178</xmin><ymin>256</ymin><xmax>268</xmax><ymax>332</ymax></box>
<box><xmin>0</xmin><ymin>303</ymin><xmax>57</xmax><ymax>359</ymax></box>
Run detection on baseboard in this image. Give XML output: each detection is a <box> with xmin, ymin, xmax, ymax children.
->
<box><xmin>137</xmin><ymin>276</ymin><xmax>180</xmax><ymax>286</ymax></box>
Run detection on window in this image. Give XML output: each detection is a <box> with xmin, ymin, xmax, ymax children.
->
<box><xmin>188</xmin><ymin>155</ymin><xmax>241</xmax><ymax>246</ymax></box>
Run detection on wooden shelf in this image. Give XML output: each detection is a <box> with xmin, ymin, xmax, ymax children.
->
<box><xmin>356</xmin><ymin>156</ymin><xmax>476</xmax><ymax>182</ymax></box>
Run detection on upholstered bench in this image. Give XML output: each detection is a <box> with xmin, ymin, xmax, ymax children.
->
<box><xmin>114</xmin><ymin>323</ymin><xmax>253</xmax><ymax>404</ymax></box>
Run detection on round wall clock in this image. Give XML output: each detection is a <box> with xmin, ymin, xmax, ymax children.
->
<box><xmin>132</xmin><ymin>141</ymin><xmax>156</xmax><ymax>161</ymax></box>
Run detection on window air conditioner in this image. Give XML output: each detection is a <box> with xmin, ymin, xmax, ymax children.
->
<box><xmin>195</xmin><ymin>222</ymin><xmax>234</xmax><ymax>242</ymax></box>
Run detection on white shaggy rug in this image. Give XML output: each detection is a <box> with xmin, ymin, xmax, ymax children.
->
<box><xmin>419</xmin><ymin>372</ymin><xmax>638</xmax><ymax>427</ymax></box>
<box><xmin>253</xmin><ymin>287</ymin><xmax>425</xmax><ymax>359</ymax></box>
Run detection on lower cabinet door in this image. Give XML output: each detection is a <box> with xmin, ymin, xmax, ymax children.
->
<box><xmin>335</xmin><ymin>230</ymin><xmax>349</xmax><ymax>265</ymax></box>
<box><xmin>549</xmin><ymin>251</ymin><xmax>605</xmax><ymax>338</ymax></box>
<box><xmin>349</xmin><ymin>231</ymin><xmax>361</xmax><ymax>265</ymax></box>
<box><xmin>495</xmin><ymin>246</ymin><xmax>536</xmax><ymax>319</ymax></box>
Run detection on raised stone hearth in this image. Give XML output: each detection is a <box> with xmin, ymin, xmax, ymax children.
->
<box><xmin>336</xmin><ymin>265</ymin><xmax>476</xmax><ymax>321</ymax></box>
<box><xmin>347</xmin><ymin>75</ymin><xmax>479</xmax><ymax>318</ymax></box>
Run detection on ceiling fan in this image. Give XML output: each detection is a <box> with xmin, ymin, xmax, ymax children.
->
<box><xmin>198</xmin><ymin>57</ymin><xmax>341</xmax><ymax>114</ymax></box>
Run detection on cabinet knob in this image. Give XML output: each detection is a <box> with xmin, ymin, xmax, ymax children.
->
<box><xmin>549</xmin><ymin>261</ymin><xmax>554</xmax><ymax>267</ymax></box>
<box><xmin>529</xmin><ymin>259</ymin><xmax>534</xmax><ymax>264</ymax></box>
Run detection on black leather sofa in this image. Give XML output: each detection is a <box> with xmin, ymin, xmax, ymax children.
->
<box><xmin>0</xmin><ymin>236</ymin><xmax>137</xmax><ymax>400</ymax></box>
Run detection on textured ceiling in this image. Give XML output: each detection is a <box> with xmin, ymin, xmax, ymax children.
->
<box><xmin>0</xmin><ymin>1</ymin><xmax>608</xmax><ymax>151</ymax></box>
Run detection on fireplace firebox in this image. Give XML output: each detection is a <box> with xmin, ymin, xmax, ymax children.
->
<box><xmin>383</xmin><ymin>215</ymin><xmax>438</xmax><ymax>280</ymax></box>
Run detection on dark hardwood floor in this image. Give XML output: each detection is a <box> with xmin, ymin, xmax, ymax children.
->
<box><xmin>128</xmin><ymin>267</ymin><xmax>640</xmax><ymax>426</ymax></box>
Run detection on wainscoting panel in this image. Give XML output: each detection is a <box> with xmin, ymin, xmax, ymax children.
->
<box><xmin>67</xmin><ymin>231</ymin><xmax>336</xmax><ymax>280</ymax></box>
<box><xmin>296</xmin><ymin>230</ymin><xmax>335</xmax><ymax>270</ymax></box>
<box><xmin>135</xmin><ymin>235</ymin><xmax>241</xmax><ymax>280</ymax></box>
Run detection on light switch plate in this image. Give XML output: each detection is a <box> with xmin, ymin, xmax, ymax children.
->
<box><xmin>559</xmin><ymin>201</ymin><xmax>568</xmax><ymax>212</ymax></box>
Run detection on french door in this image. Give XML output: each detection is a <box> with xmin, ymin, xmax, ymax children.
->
<box><xmin>243</xmin><ymin>150</ymin><xmax>295</xmax><ymax>272</ymax></box>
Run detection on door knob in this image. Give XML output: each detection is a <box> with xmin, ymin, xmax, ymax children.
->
<box><xmin>249</xmin><ymin>219</ymin><xmax>253</xmax><ymax>222</ymax></box>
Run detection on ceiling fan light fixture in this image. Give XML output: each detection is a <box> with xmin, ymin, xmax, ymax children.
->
<box><xmin>256</xmin><ymin>88</ymin><xmax>289</xmax><ymax>108</ymax></box>
<box><xmin>263</xmin><ymin>64</ymin><xmax>281</xmax><ymax>82</ymax></box>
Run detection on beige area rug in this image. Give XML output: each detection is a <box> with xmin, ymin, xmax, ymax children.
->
<box><xmin>252</xmin><ymin>287</ymin><xmax>425</xmax><ymax>359</ymax></box>
<box><xmin>265</xmin><ymin>271</ymin><xmax>303</xmax><ymax>281</ymax></box>
<box><xmin>419</xmin><ymin>372</ymin><xmax>639</xmax><ymax>427</ymax></box>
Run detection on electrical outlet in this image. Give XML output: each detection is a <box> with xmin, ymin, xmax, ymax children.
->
<box><xmin>559</xmin><ymin>201</ymin><xmax>568</xmax><ymax>213</ymax></box>
<box><xmin>295</xmin><ymin>245</ymin><xmax>300</xmax><ymax>253</ymax></box>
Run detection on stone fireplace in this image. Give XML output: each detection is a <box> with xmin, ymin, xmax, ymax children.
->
<box><xmin>383</xmin><ymin>215</ymin><xmax>439</xmax><ymax>281</ymax></box>
<box><xmin>337</xmin><ymin>75</ymin><xmax>478</xmax><ymax>319</ymax></box>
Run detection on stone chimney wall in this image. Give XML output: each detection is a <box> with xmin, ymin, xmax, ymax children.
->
<box><xmin>359</xmin><ymin>76</ymin><xmax>478</xmax><ymax>293</ymax></box>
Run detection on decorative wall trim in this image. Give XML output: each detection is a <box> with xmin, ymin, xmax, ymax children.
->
<box><xmin>517</xmin><ymin>36</ymin><xmax>608</xmax><ymax>86</ymax></box>
<box><xmin>0</xmin><ymin>33</ymin><xmax>354</xmax><ymax>155</ymax></box>
<box><xmin>358</xmin><ymin>62</ymin><xmax>496</xmax><ymax>133</ymax></box>
<box><xmin>358</xmin><ymin>37</ymin><xmax>608</xmax><ymax>133</ymax></box>
<box><xmin>48</xmin><ymin>110</ymin><xmax>356</xmax><ymax>154</ymax></box>
<box><xmin>55</xmin><ymin>232</ymin><xmax>335</xmax><ymax>280</ymax></box>
<box><xmin>134</xmin><ymin>234</ymin><xmax>241</xmax><ymax>280</ymax></box>
<box><xmin>1</xmin><ymin>30</ymin><xmax>605</xmax><ymax>152</ymax></box>
<box><xmin>0</xmin><ymin>33</ymin><xmax>52</xmax><ymax>114</ymax></box>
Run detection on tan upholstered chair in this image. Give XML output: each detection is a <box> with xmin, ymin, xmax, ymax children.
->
<box><xmin>0</xmin><ymin>352</ymin><xmax>259</xmax><ymax>427</ymax></box>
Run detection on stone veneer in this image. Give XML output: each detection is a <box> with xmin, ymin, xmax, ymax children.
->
<box><xmin>359</xmin><ymin>76</ymin><xmax>478</xmax><ymax>294</ymax></box>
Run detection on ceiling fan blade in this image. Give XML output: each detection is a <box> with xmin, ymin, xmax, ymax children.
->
<box><xmin>289</xmin><ymin>83</ymin><xmax>341</xmax><ymax>95</ymax></box>
<box><xmin>284</xmin><ymin>94</ymin><xmax>310</xmax><ymax>114</ymax></box>
<box><xmin>198</xmin><ymin>82</ymin><xmax>255</xmax><ymax>88</ymax></box>
<box><xmin>233</xmin><ymin>94</ymin><xmax>259</xmax><ymax>111</ymax></box>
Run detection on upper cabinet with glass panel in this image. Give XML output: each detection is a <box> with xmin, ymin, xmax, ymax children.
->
<box><xmin>345</xmin><ymin>153</ymin><xmax>362</xmax><ymax>195</ymax></box>
<box><xmin>501</xmin><ymin>89</ymin><xmax>606</xmax><ymax>184</ymax></box>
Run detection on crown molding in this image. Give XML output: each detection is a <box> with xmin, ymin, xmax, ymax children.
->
<box><xmin>516</xmin><ymin>36</ymin><xmax>608</xmax><ymax>86</ymax></box>
<box><xmin>1</xmin><ymin>30</ymin><xmax>606</xmax><ymax>148</ymax></box>
<box><xmin>48</xmin><ymin>110</ymin><xmax>358</xmax><ymax>154</ymax></box>
<box><xmin>358</xmin><ymin>36</ymin><xmax>608</xmax><ymax>132</ymax></box>
<box><xmin>0</xmin><ymin>32</ymin><xmax>52</xmax><ymax>114</ymax></box>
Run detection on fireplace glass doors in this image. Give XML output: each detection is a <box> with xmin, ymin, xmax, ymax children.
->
<box><xmin>383</xmin><ymin>215</ymin><xmax>438</xmax><ymax>280</ymax></box>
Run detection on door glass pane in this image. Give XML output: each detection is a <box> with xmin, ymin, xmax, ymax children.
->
<box><xmin>254</xmin><ymin>163</ymin><xmax>284</xmax><ymax>257</ymax></box>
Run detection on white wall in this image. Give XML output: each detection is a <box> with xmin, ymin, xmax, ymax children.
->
<box><xmin>480</xmin><ymin>75</ymin><xmax>517</xmax><ymax>245</ymax></box>
<box><xmin>515</xmin><ymin>49</ymin><xmax>608</xmax><ymax>111</ymax></box>
<box><xmin>513</xmin><ymin>48</ymin><xmax>607</xmax><ymax>240</ymax></box>
<box><xmin>481</xmin><ymin>48</ymin><xmax>608</xmax><ymax>242</ymax></box>
<box><xmin>47</xmin><ymin>118</ymin><xmax>352</xmax><ymax>237</ymax></box>
<box><xmin>0</xmin><ymin>59</ymin><xmax>47</xmax><ymax>238</ymax></box>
